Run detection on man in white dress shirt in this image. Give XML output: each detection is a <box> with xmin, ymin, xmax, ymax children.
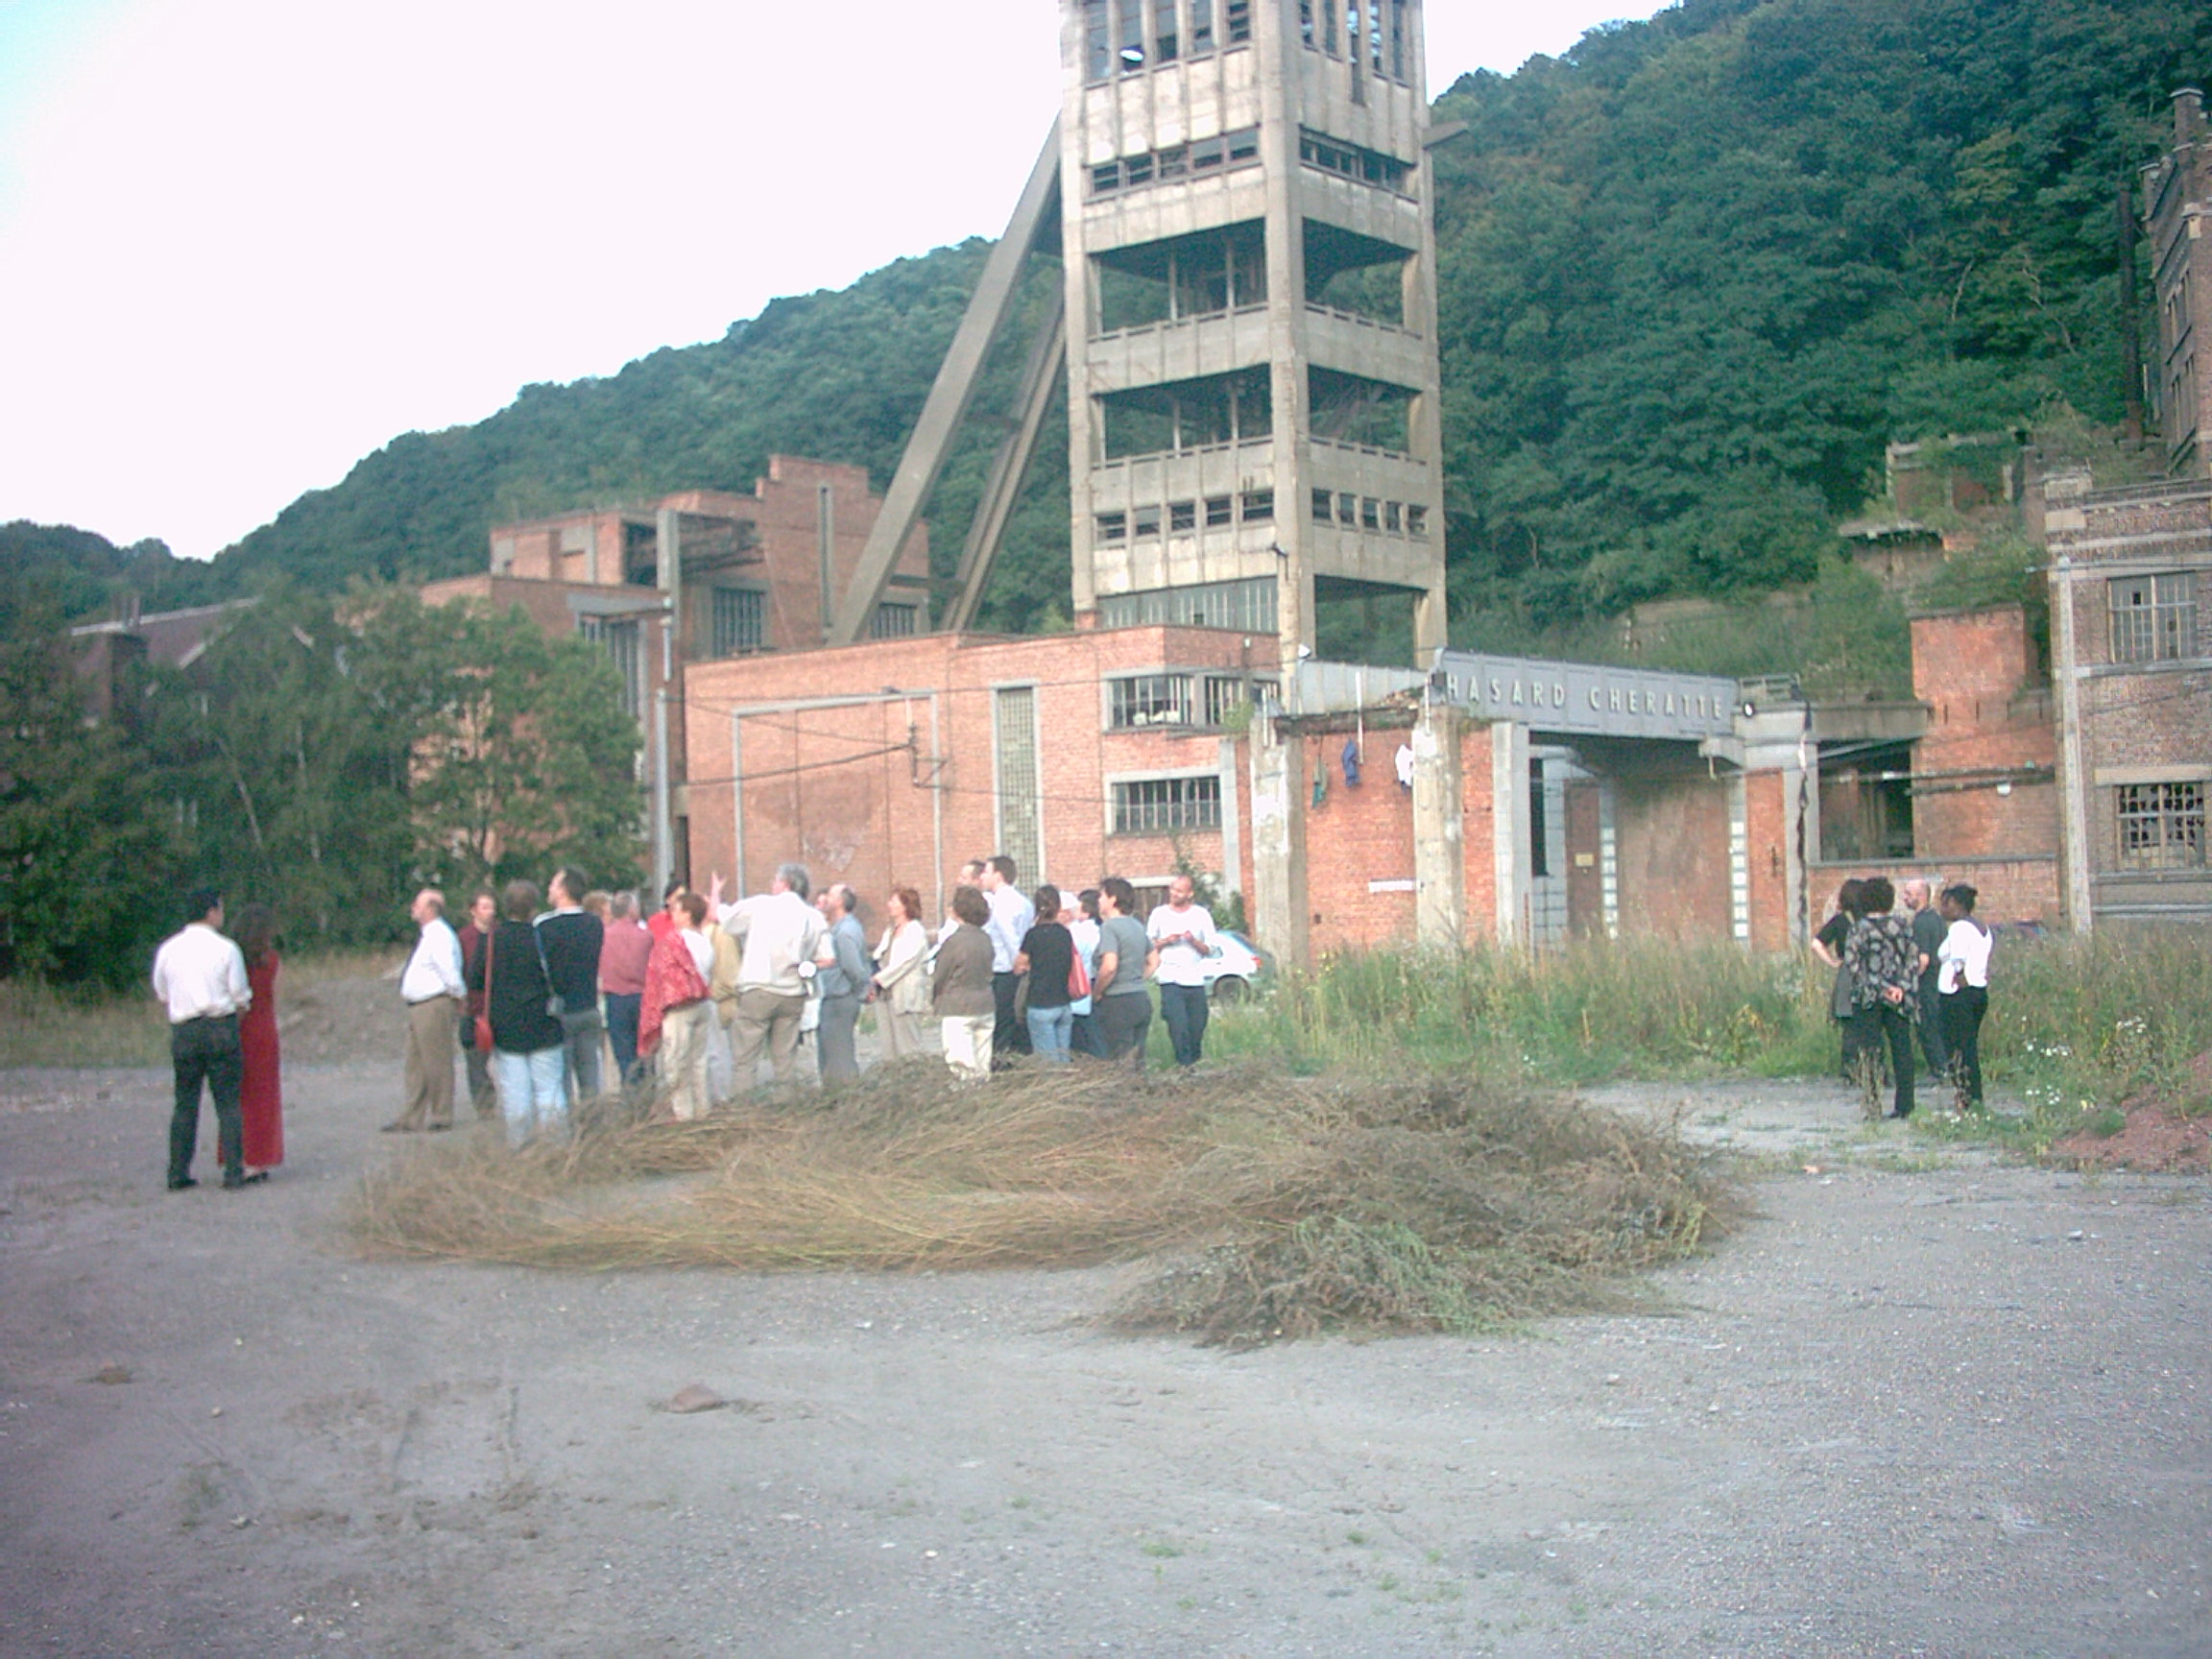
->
<box><xmin>1145</xmin><ymin>875</ymin><xmax>1219</xmax><ymax>1069</ymax></box>
<box><xmin>711</xmin><ymin>862</ymin><xmax>826</xmax><ymax>1089</ymax></box>
<box><xmin>978</xmin><ymin>854</ymin><xmax>1034</xmax><ymax>1066</ymax></box>
<box><xmin>387</xmin><ymin>888</ymin><xmax>467</xmax><ymax>1132</ymax></box>
<box><xmin>151</xmin><ymin>887</ymin><xmax>252</xmax><ymax>1190</ymax></box>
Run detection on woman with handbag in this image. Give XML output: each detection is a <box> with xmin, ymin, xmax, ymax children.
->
<box><xmin>1843</xmin><ymin>876</ymin><xmax>1920</xmax><ymax>1120</ymax></box>
<box><xmin>869</xmin><ymin>886</ymin><xmax>931</xmax><ymax>1060</ymax></box>
<box><xmin>466</xmin><ymin>879</ymin><xmax>568</xmax><ymax>1145</ymax></box>
<box><xmin>638</xmin><ymin>892</ymin><xmax>715</xmax><ymax>1120</ymax></box>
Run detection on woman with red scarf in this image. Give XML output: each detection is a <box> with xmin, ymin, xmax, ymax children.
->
<box><xmin>638</xmin><ymin>892</ymin><xmax>713</xmax><ymax>1120</ymax></box>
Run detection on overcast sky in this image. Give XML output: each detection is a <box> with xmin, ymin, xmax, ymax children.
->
<box><xmin>0</xmin><ymin>1</ymin><xmax>1666</xmax><ymax>560</ymax></box>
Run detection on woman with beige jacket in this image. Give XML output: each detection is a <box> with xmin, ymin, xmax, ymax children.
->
<box><xmin>869</xmin><ymin>885</ymin><xmax>932</xmax><ymax>1060</ymax></box>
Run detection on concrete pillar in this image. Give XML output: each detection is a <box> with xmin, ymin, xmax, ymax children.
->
<box><xmin>1727</xmin><ymin>770</ymin><xmax>1751</xmax><ymax>946</ymax></box>
<box><xmin>1216</xmin><ymin>736</ymin><xmax>1243</xmax><ymax>902</ymax></box>
<box><xmin>2051</xmin><ymin>553</ymin><xmax>2095</xmax><ymax>931</ymax></box>
<box><xmin>1411</xmin><ymin>700</ymin><xmax>1464</xmax><ymax>949</ymax></box>
<box><xmin>1491</xmin><ymin>721</ymin><xmax>1531</xmax><ymax>947</ymax></box>
<box><xmin>1248</xmin><ymin>710</ymin><xmax>1308</xmax><ymax>968</ymax></box>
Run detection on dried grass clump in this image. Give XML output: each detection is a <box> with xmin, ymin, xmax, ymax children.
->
<box><xmin>350</xmin><ymin>1062</ymin><xmax>1742</xmax><ymax>1343</ymax></box>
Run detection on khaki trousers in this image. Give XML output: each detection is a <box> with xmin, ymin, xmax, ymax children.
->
<box><xmin>657</xmin><ymin>1000</ymin><xmax>713</xmax><ymax>1121</ymax></box>
<box><xmin>398</xmin><ymin>998</ymin><xmax>459</xmax><ymax>1128</ymax></box>
<box><xmin>728</xmin><ymin>987</ymin><xmax>806</xmax><ymax>1088</ymax></box>
<box><xmin>879</xmin><ymin>1004</ymin><xmax>927</xmax><ymax>1060</ymax></box>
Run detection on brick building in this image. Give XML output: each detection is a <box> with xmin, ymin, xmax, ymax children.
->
<box><xmin>2047</xmin><ymin>471</ymin><xmax>2212</xmax><ymax>925</ymax></box>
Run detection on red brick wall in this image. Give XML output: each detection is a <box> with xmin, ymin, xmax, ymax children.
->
<box><xmin>1460</xmin><ymin>728</ymin><xmax>1498</xmax><ymax>944</ymax></box>
<box><xmin>682</xmin><ymin>627</ymin><xmax>1258</xmax><ymax>924</ymax></box>
<box><xmin>1743</xmin><ymin>769</ymin><xmax>1791</xmax><ymax>951</ymax></box>
<box><xmin>1297</xmin><ymin>724</ymin><xmax>1419</xmax><ymax>952</ymax></box>
<box><xmin>1910</xmin><ymin>606</ymin><xmax>2058</xmax><ymax>858</ymax></box>
<box><xmin>1810</xmin><ymin>857</ymin><xmax>2060</xmax><ymax>927</ymax></box>
<box><xmin>1613</xmin><ymin>773</ymin><xmax>1733</xmax><ymax>940</ymax></box>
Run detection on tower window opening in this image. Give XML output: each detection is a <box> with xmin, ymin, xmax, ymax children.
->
<box><xmin>1309</xmin><ymin>366</ymin><xmax>1415</xmax><ymax>454</ymax></box>
<box><xmin>1117</xmin><ymin>0</ymin><xmax>1145</xmax><ymax>69</ymax></box>
<box><xmin>1169</xmin><ymin>500</ymin><xmax>1197</xmax><ymax>532</ymax></box>
<box><xmin>1152</xmin><ymin>0</ymin><xmax>1178</xmax><ymax>61</ymax></box>
<box><xmin>1190</xmin><ymin>0</ymin><xmax>1214</xmax><ymax>51</ymax></box>
<box><xmin>1303</xmin><ymin>220</ymin><xmax>1412</xmax><ymax>326</ymax></box>
<box><xmin>1205</xmin><ymin>495</ymin><xmax>1235</xmax><ymax>527</ymax></box>
<box><xmin>1094</xmin><ymin>222</ymin><xmax>1268</xmax><ymax>332</ymax></box>
<box><xmin>1240</xmin><ymin>489</ymin><xmax>1274</xmax><ymax>523</ymax></box>
<box><xmin>1225</xmin><ymin>0</ymin><xmax>1251</xmax><ymax>44</ymax></box>
<box><xmin>1084</xmin><ymin>0</ymin><xmax>1111</xmax><ymax>80</ymax></box>
<box><xmin>1099</xmin><ymin>368</ymin><xmax>1273</xmax><ymax>461</ymax></box>
<box><xmin>1299</xmin><ymin>128</ymin><xmax>1413</xmax><ymax>195</ymax></box>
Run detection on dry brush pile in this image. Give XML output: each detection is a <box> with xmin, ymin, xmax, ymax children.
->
<box><xmin>350</xmin><ymin>1063</ymin><xmax>1743</xmax><ymax>1345</ymax></box>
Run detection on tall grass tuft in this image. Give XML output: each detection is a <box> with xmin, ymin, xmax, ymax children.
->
<box><xmin>350</xmin><ymin>1062</ymin><xmax>1743</xmax><ymax>1343</ymax></box>
<box><xmin>0</xmin><ymin>979</ymin><xmax>171</xmax><ymax>1069</ymax></box>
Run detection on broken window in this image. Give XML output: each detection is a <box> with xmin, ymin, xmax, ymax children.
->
<box><xmin>1383</xmin><ymin>500</ymin><xmax>1402</xmax><ymax>532</ymax></box>
<box><xmin>1098</xmin><ymin>367</ymin><xmax>1272</xmax><ymax>460</ymax></box>
<box><xmin>1337</xmin><ymin>492</ymin><xmax>1358</xmax><ymax>526</ymax></box>
<box><xmin>1114</xmin><ymin>775</ymin><xmax>1222</xmax><ymax>833</ymax></box>
<box><xmin>1093</xmin><ymin>161</ymin><xmax>1123</xmax><ymax>196</ymax></box>
<box><xmin>1094</xmin><ymin>221</ymin><xmax>1267</xmax><ymax>332</ymax></box>
<box><xmin>1312</xmin><ymin>487</ymin><xmax>1334</xmax><ymax>523</ymax></box>
<box><xmin>1190</xmin><ymin>0</ymin><xmax>1214</xmax><ymax>51</ymax></box>
<box><xmin>1203</xmin><ymin>674</ymin><xmax>1257</xmax><ymax>725</ymax></box>
<box><xmin>1169</xmin><ymin>500</ymin><xmax>1197</xmax><ymax>532</ymax></box>
<box><xmin>1388</xmin><ymin>0</ymin><xmax>1407</xmax><ymax>80</ymax></box>
<box><xmin>1134</xmin><ymin>505</ymin><xmax>1163</xmax><ymax>538</ymax></box>
<box><xmin>1240</xmin><ymin>489</ymin><xmax>1274</xmax><ymax>523</ymax></box>
<box><xmin>1205</xmin><ymin>495</ymin><xmax>1235</xmax><ymax>527</ymax></box>
<box><xmin>1225</xmin><ymin>0</ymin><xmax>1251</xmax><ymax>43</ymax></box>
<box><xmin>1309</xmin><ymin>367</ymin><xmax>1415</xmax><ymax>454</ymax></box>
<box><xmin>1300</xmin><ymin>0</ymin><xmax>1316</xmax><ymax>47</ymax></box>
<box><xmin>1299</xmin><ymin>128</ymin><xmax>1412</xmax><ymax>193</ymax></box>
<box><xmin>1096</xmin><ymin>511</ymin><xmax>1128</xmax><ymax>542</ymax></box>
<box><xmin>1088</xmin><ymin>131</ymin><xmax>1260</xmax><ymax>203</ymax></box>
<box><xmin>1153</xmin><ymin>0</ymin><xmax>1178</xmax><ymax>61</ymax></box>
<box><xmin>1100</xmin><ymin>578</ymin><xmax>1277</xmax><ymax>632</ymax></box>
<box><xmin>1110</xmin><ymin>673</ymin><xmax>1198</xmax><ymax>729</ymax></box>
<box><xmin>1360</xmin><ymin>496</ymin><xmax>1382</xmax><ymax>530</ymax></box>
<box><xmin>1405</xmin><ymin>504</ymin><xmax>1428</xmax><ymax>536</ymax></box>
<box><xmin>2117</xmin><ymin>781</ymin><xmax>2206</xmax><ymax>868</ymax></box>
<box><xmin>1304</xmin><ymin>219</ymin><xmax>1410</xmax><ymax>325</ymax></box>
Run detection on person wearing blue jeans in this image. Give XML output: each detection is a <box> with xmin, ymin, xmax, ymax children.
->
<box><xmin>1017</xmin><ymin>883</ymin><xmax>1076</xmax><ymax>1064</ymax></box>
<box><xmin>468</xmin><ymin>878</ymin><xmax>570</xmax><ymax>1146</ymax></box>
<box><xmin>1144</xmin><ymin>875</ymin><xmax>1217</xmax><ymax>1069</ymax></box>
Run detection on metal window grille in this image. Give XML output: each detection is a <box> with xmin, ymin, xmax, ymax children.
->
<box><xmin>1098</xmin><ymin>578</ymin><xmax>1278</xmax><ymax>634</ymax></box>
<box><xmin>579</xmin><ymin>616</ymin><xmax>641</xmax><ymax>718</ymax></box>
<box><xmin>2117</xmin><ymin>781</ymin><xmax>2206</xmax><ymax>868</ymax></box>
<box><xmin>710</xmin><ymin>587</ymin><xmax>763</xmax><ymax>658</ymax></box>
<box><xmin>994</xmin><ymin>686</ymin><xmax>1044</xmax><ymax>885</ymax></box>
<box><xmin>1114</xmin><ymin>776</ymin><xmax>1222</xmax><ymax>834</ymax></box>
<box><xmin>1110</xmin><ymin>673</ymin><xmax>1196</xmax><ymax>728</ymax></box>
<box><xmin>870</xmin><ymin>603</ymin><xmax>918</xmax><ymax>639</ymax></box>
<box><xmin>1203</xmin><ymin>674</ymin><xmax>1252</xmax><ymax>725</ymax></box>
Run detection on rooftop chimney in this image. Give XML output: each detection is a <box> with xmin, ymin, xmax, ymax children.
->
<box><xmin>2176</xmin><ymin>87</ymin><xmax>2206</xmax><ymax>145</ymax></box>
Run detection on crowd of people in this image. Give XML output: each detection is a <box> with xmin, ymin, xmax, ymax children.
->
<box><xmin>153</xmin><ymin>854</ymin><xmax>1230</xmax><ymax>1181</ymax></box>
<box><xmin>1809</xmin><ymin>874</ymin><xmax>1994</xmax><ymax>1118</ymax></box>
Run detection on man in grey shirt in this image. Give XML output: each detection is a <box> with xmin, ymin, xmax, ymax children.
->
<box><xmin>1093</xmin><ymin>876</ymin><xmax>1155</xmax><ymax>1070</ymax></box>
<box><xmin>815</xmin><ymin>883</ymin><xmax>870</xmax><ymax>1085</ymax></box>
<box><xmin>1903</xmin><ymin>877</ymin><xmax>1947</xmax><ymax>1081</ymax></box>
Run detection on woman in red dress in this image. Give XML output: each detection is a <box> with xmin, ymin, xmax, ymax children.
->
<box><xmin>234</xmin><ymin>903</ymin><xmax>283</xmax><ymax>1178</ymax></box>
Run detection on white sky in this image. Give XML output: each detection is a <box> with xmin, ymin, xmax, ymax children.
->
<box><xmin>0</xmin><ymin>1</ymin><xmax>1664</xmax><ymax>560</ymax></box>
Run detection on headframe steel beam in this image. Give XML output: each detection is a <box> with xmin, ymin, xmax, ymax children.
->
<box><xmin>829</xmin><ymin>117</ymin><xmax>1065</xmax><ymax>645</ymax></box>
<box><xmin>942</xmin><ymin>298</ymin><xmax>1065</xmax><ymax>634</ymax></box>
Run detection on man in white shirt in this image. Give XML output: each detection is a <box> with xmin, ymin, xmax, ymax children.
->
<box><xmin>711</xmin><ymin>861</ymin><xmax>826</xmax><ymax>1088</ymax></box>
<box><xmin>1145</xmin><ymin>875</ymin><xmax>1219</xmax><ymax>1069</ymax></box>
<box><xmin>387</xmin><ymin>888</ymin><xmax>467</xmax><ymax>1133</ymax></box>
<box><xmin>152</xmin><ymin>887</ymin><xmax>253</xmax><ymax>1190</ymax></box>
<box><xmin>978</xmin><ymin>854</ymin><xmax>1035</xmax><ymax>1064</ymax></box>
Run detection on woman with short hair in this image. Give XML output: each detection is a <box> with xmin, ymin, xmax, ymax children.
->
<box><xmin>932</xmin><ymin>885</ymin><xmax>997</xmax><ymax>1081</ymax></box>
<box><xmin>869</xmin><ymin>886</ymin><xmax>931</xmax><ymax>1060</ymax></box>
<box><xmin>639</xmin><ymin>892</ymin><xmax>715</xmax><ymax>1120</ymax></box>
<box><xmin>1936</xmin><ymin>884</ymin><xmax>1993</xmax><ymax>1110</ymax></box>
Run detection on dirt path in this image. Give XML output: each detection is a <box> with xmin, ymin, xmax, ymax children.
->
<box><xmin>2</xmin><ymin>1055</ymin><xmax>2206</xmax><ymax>1657</ymax></box>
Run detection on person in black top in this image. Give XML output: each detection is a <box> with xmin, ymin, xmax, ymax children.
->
<box><xmin>467</xmin><ymin>879</ymin><xmax>567</xmax><ymax>1143</ymax></box>
<box><xmin>1015</xmin><ymin>883</ymin><xmax>1076</xmax><ymax>1064</ymax></box>
<box><xmin>536</xmin><ymin>867</ymin><xmax>606</xmax><ymax>1101</ymax></box>
<box><xmin>1903</xmin><ymin>877</ymin><xmax>1947</xmax><ymax>1083</ymax></box>
<box><xmin>1810</xmin><ymin>878</ymin><xmax>1865</xmax><ymax>1080</ymax></box>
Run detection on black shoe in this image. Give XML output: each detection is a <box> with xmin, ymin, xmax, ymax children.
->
<box><xmin>425</xmin><ymin>1121</ymin><xmax>453</xmax><ymax>1133</ymax></box>
<box><xmin>379</xmin><ymin>1120</ymin><xmax>418</xmax><ymax>1134</ymax></box>
<box><xmin>236</xmin><ymin>1170</ymin><xmax>270</xmax><ymax>1185</ymax></box>
<box><xmin>221</xmin><ymin>1175</ymin><xmax>247</xmax><ymax>1190</ymax></box>
<box><xmin>166</xmin><ymin>1176</ymin><xmax>197</xmax><ymax>1191</ymax></box>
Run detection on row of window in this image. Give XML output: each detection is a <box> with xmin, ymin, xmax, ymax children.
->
<box><xmin>707</xmin><ymin>588</ymin><xmax>917</xmax><ymax>659</ymax></box>
<box><xmin>1298</xmin><ymin>129</ymin><xmax>1412</xmax><ymax>194</ymax></box>
<box><xmin>1109</xmin><ymin>671</ymin><xmax>1274</xmax><ymax>730</ymax></box>
<box><xmin>1099</xmin><ymin>577</ymin><xmax>1279</xmax><ymax>634</ymax></box>
<box><xmin>1082</xmin><ymin>0</ymin><xmax>1252</xmax><ymax>81</ymax></box>
<box><xmin>1300</xmin><ymin>0</ymin><xmax>1415</xmax><ymax>85</ymax></box>
<box><xmin>1095</xmin><ymin>491</ymin><xmax>1273</xmax><ymax>542</ymax></box>
<box><xmin>2118</xmin><ymin>780</ymin><xmax>2204</xmax><ymax>868</ymax></box>
<box><xmin>2109</xmin><ymin>572</ymin><xmax>2200</xmax><ymax>663</ymax></box>
<box><xmin>1091</xmin><ymin>128</ymin><xmax>1261</xmax><ymax>198</ymax></box>
<box><xmin>1312</xmin><ymin>489</ymin><xmax>1429</xmax><ymax>537</ymax></box>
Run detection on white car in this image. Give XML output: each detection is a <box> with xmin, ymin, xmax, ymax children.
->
<box><xmin>1200</xmin><ymin>930</ymin><xmax>1268</xmax><ymax>1001</ymax></box>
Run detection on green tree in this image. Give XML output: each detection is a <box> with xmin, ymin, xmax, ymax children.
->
<box><xmin>0</xmin><ymin>613</ymin><xmax>177</xmax><ymax>984</ymax></box>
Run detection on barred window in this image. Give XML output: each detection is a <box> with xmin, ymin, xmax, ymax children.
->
<box><xmin>1114</xmin><ymin>775</ymin><xmax>1222</xmax><ymax>833</ymax></box>
<box><xmin>870</xmin><ymin>603</ymin><xmax>918</xmax><ymax>639</ymax></box>
<box><xmin>579</xmin><ymin>616</ymin><xmax>641</xmax><ymax>717</ymax></box>
<box><xmin>2117</xmin><ymin>781</ymin><xmax>2205</xmax><ymax>868</ymax></box>
<box><xmin>709</xmin><ymin>587</ymin><xmax>763</xmax><ymax>659</ymax></box>
<box><xmin>1203</xmin><ymin>673</ymin><xmax>1258</xmax><ymax>725</ymax></box>
<box><xmin>2108</xmin><ymin>573</ymin><xmax>2197</xmax><ymax>663</ymax></box>
<box><xmin>1110</xmin><ymin>672</ymin><xmax>1196</xmax><ymax>729</ymax></box>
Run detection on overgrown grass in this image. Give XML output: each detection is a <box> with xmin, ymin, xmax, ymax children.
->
<box><xmin>1210</xmin><ymin>928</ymin><xmax>2212</xmax><ymax>1154</ymax></box>
<box><xmin>0</xmin><ymin>949</ymin><xmax>401</xmax><ymax>1069</ymax></box>
<box><xmin>351</xmin><ymin>1063</ymin><xmax>1742</xmax><ymax>1344</ymax></box>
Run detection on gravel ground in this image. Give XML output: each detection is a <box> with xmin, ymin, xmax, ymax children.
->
<box><xmin>1</xmin><ymin>1047</ymin><xmax>2206</xmax><ymax>1658</ymax></box>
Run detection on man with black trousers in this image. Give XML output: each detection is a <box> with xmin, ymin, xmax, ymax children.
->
<box><xmin>978</xmin><ymin>854</ymin><xmax>1035</xmax><ymax>1065</ymax></box>
<box><xmin>151</xmin><ymin>887</ymin><xmax>253</xmax><ymax>1190</ymax></box>
<box><xmin>537</xmin><ymin>868</ymin><xmax>606</xmax><ymax>1102</ymax></box>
